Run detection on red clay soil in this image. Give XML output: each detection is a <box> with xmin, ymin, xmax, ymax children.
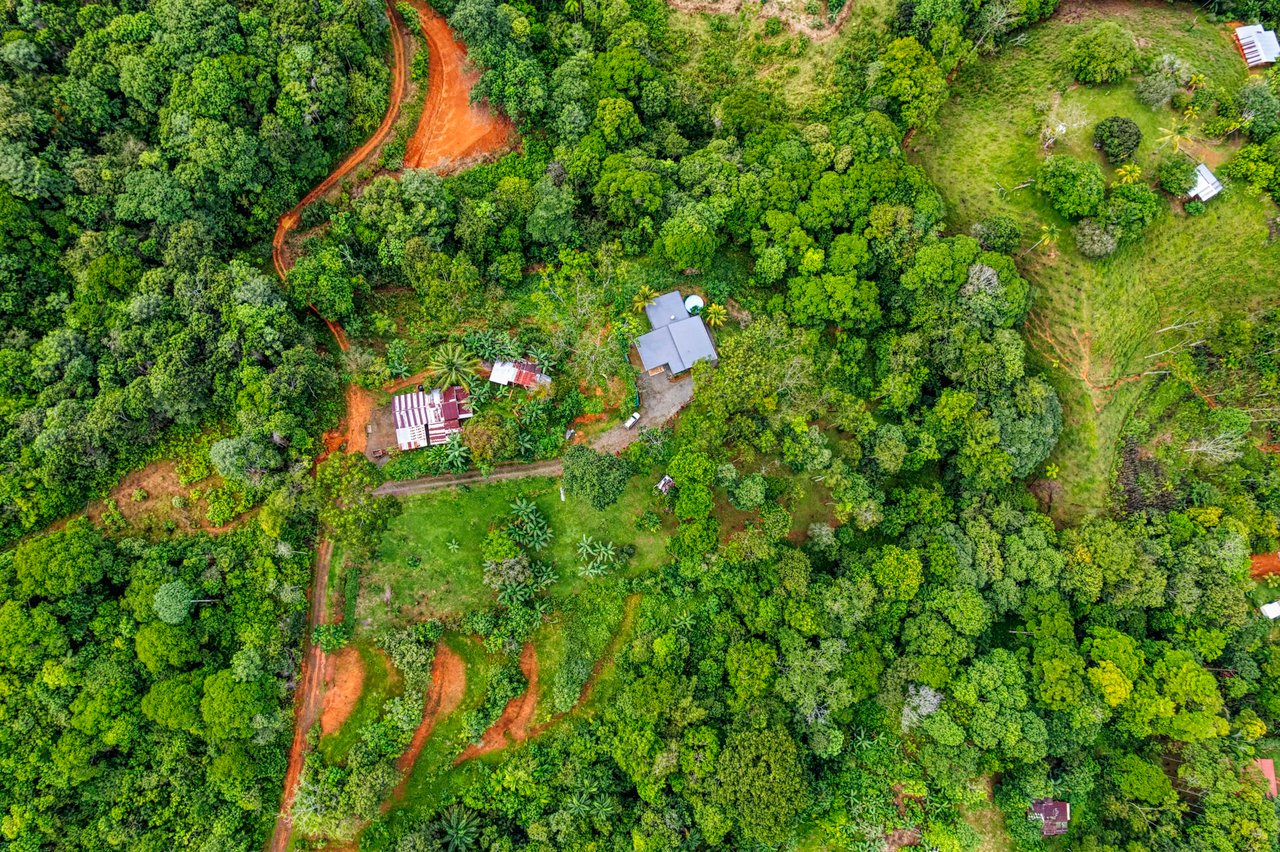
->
<box><xmin>403</xmin><ymin>0</ymin><xmax>513</xmax><ymax>171</ymax></box>
<box><xmin>527</xmin><ymin>594</ymin><xmax>641</xmax><ymax>738</ymax></box>
<box><xmin>1252</xmin><ymin>552</ymin><xmax>1280</xmax><ymax>579</ymax></box>
<box><xmin>319</xmin><ymin>646</ymin><xmax>367</xmax><ymax>735</ymax></box>
<box><xmin>454</xmin><ymin>643</ymin><xmax>538</xmax><ymax>765</ymax></box>
<box><xmin>272</xmin><ymin>0</ymin><xmax>410</xmax><ymax>280</ymax></box>
<box><xmin>383</xmin><ymin>644</ymin><xmax>467</xmax><ymax>807</ymax></box>
<box><xmin>268</xmin><ymin>539</ymin><xmax>337</xmax><ymax>852</ymax></box>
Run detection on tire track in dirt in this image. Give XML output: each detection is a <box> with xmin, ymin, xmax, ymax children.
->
<box><xmin>454</xmin><ymin>643</ymin><xmax>538</xmax><ymax>765</ymax></box>
<box><xmin>319</xmin><ymin>646</ymin><xmax>370</xmax><ymax>736</ymax></box>
<box><xmin>382</xmin><ymin>643</ymin><xmax>467</xmax><ymax>808</ymax></box>
<box><xmin>273</xmin><ymin>0</ymin><xmax>410</xmax><ymax>280</ymax></box>
<box><xmin>403</xmin><ymin>0</ymin><xmax>513</xmax><ymax>171</ymax></box>
<box><xmin>268</xmin><ymin>540</ymin><xmax>336</xmax><ymax>852</ymax></box>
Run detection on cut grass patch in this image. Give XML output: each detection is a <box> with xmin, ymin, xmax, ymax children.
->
<box><xmin>912</xmin><ymin>2</ymin><xmax>1280</xmax><ymax>521</ymax></box>
<box><xmin>364</xmin><ymin>474</ymin><xmax>671</xmax><ymax>631</ymax></box>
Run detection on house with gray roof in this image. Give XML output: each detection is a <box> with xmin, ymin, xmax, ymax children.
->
<box><xmin>635</xmin><ymin>290</ymin><xmax>718</xmax><ymax>376</ymax></box>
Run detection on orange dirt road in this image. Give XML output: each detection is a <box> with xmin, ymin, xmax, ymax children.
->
<box><xmin>319</xmin><ymin>646</ymin><xmax>368</xmax><ymax>735</ymax></box>
<box><xmin>403</xmin><ymin>0</ymin><xmax>513</xmax><ymax>171</ymax></box>
<box><xmin>268</xmin><ymin>540</ymin><xmax>336</xmax><ymax>852</ymax></box>
<box><xmin>455</xmin><ymin>643</ymin><xmax>538</xmax><ymax>765</ymax></box>
<box><xmin>273</xmin><ymin>0</ymin><xmax>410</xmax><ymax>280</ymax></box>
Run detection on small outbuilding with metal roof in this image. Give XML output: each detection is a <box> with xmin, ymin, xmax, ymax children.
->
<box><xmin>1236</xmin><ymin>24</ymin><xmax>1280</xmax><ymax>67</ymax></box>
<box><xmin>1188</xmin><ymin>163</ymin><xmax>1223</xmax><ymax>202</ymax></box>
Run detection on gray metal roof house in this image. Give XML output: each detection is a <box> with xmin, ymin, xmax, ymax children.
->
<box><xmin>636</xmin><ymin>291</ymin><xmax>718</xmax><ymax>375</ymax></box>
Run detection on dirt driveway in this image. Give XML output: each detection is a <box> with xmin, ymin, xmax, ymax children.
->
<box><xmin>591</xmin><ymin>370</ymin><xmax>693</xmax><ymax>454</ymax></box>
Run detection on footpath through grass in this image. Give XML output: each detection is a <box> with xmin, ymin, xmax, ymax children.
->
<box><xmin>913</xmin><ymin>1</ymin><xmax>1280</xmax><ymax>521</ymax></box>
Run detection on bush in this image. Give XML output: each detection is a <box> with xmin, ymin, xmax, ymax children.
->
<box><xmin>1156</xmin><ymin>157</ymin><xmax>1197</xmax><ymax>195</ymax></box>
<box><xmin>1170</xmin><ymin>90</ymin><xmax>1191</xmax><ymax>112</ymax></box>
<box><xmin>312</xmin><ymin>623</ymin><xmax>350</xmax><ymax>652</ymax></box>
<box><xmin>1094</xmin><ymin>116</ymin><xmax>1143</xmax><ymax>163</ymax></box>
<box><xmin>1185</xmin><ymin>199</ymin><xmax>1206</xmax><ymax>216</ymax></box>
<box><xmin>1102</xmin><ymin>183</ymin><xmax>1164</xmax><ymax>242</ymax></box>
<box><xmin>1239</xmin><ymin>80</ymin><xmax>1280</xmax><ymax>142</ymax></box>
<box><xmin>1136</xmin><ymin>74</ymin><xmax>1177</xmax><ymax>109</ymax></box>
<box><xmin>1073</xmin><ymin>219</ymin><xmax>1119</xmax><ymax>258</ymax></box>
<box><xmin>969</xmin><ymin>215</ymin><xmax>1023</xmax><ymax>253</ymax></box>
<box><xmin>562</xmin><ymin>445</ymin><xmax>632</xmax><ymax>510</ymax></box>
<box><xmin>1068</xmin><ymin>22</ymin><xmax>1138</xmax><ymax>84</ymax></box>
<box><xmin>1038</xmin><ymin>155</ymin><xmax>1106</xmax><ymax>219</ymax></box>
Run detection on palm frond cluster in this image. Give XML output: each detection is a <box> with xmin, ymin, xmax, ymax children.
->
<box><xmin>575</xmin><ymin>534</ymin><xmax>631</xmax><ymax>578</ymax></box>
<box><xmin>507</xmin><ymin>497</ymin><xmax>553</xmax><ymax>551</ymax></box>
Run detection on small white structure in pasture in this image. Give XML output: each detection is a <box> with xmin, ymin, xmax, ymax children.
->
<box><xmin>1262</xmin><ymin>600</ymin><xmax>1280</xmax><ymax>620</ymax></box>
<box><xmin>1236</xmin><ymin>24</ymin><xmax>1280</xmax><ymax>67</ymax></box>
<box><xmin>1188</xmin><ymin>163</ymin><xmax>1223</xmax><ymax>202</ymax></box>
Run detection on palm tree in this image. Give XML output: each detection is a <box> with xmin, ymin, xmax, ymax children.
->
<box><xmin>1188</xmin><ymin>72</ymin><xmax>1206</xmax><ymax>90</ymax></box>
<box><xmin>631</xmin><ymin>285</ymin><xmax>657</xmax><ymax>314</ymax></box>
<box><xmin>1158</xmin><ymin>122</ymin><xmax>1192</xmax><ymax>155</ymax></box>
<box><xmin>443</xmin><ymin>433</ymin><xmax>469</xmax><ymax>472</ymax></box>
<box><xmin>1116</xmin><ymin>163</ymin><xmax>1143</xmax><ymax>185</ymax></box>
<box><xmin>1183</xmin><ymin>105</ymin><xmax>1200</xmax><ymax>122</ymax></box>
<box><xmin>438</xmin><ymin>804</ymin><xmax>481</xmax><ymax>852</ymax></box>
<box><xmin>702</xmin><ymin>302</ymin><xmax>728</xmax><ymax>329</ymax></box>
<box><xmin>563</xmin><ymin>0</ymin><xmax>582</xmax><ymax>21</ymax></box>
<box><xmin>1021</xmin><ymin>223</ymin><xmax>1059</xmax><ymax>258</ymax></box>
<box><xmin>429</xmin><ymin>342</ymin><xmax>479</xmax><ymax>389</ymax></box>
<box><xmin>525</xmin><ymin>523</ymin><xmax>552</xmax><ymax>552</ymax></box>
<box><xmin>509</xmin><ymin>497</ymin><xmax>539</xmax><ymax>526</ymax></box>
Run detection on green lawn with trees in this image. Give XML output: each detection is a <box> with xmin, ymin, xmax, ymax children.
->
<box><xmin>913</xmin><ymin>2</ymin><xmax>1280</xmax><ymax>519</ymax></box>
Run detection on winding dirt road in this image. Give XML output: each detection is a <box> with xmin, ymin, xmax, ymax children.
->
<box><xmin>404</xmin><ymin>0</ymin><xmax>513</xmax><ymax>170</ymax></box>
<box><xmin>268</xmin><ymin>3</ymin><xmax>512</xmax><ymax>848</ymax></box>
<box><xmin>273</xmin><ymin>0</ymin><xmax>410</xmax><ymax>280</ymax></box>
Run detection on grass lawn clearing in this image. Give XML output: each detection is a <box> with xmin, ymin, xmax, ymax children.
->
<box><xmin>363</xmin><ymin>474</ymin><xmax>671</xmax><ymax>631</ymax></box>
<box><xmin>912</xmin><ymin>1</ymin><xmax>1280</xmax><ymax>521</ymax></box>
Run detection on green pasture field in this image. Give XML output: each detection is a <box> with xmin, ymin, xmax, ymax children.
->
<box><xmin>913</xmin><ymin>1</ymin><xmax>1280</xmax><ymax>521</ymax></box>
<box><xmin>361</xmin><ymin>474</ymin><xmax>671</xmax><ymax>631</ymax></box>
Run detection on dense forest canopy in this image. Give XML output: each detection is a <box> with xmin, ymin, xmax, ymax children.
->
<box><xmin>3</xmin><ymin>0</ymin><xmax>1280</xmax><ymax>848</ymax></box>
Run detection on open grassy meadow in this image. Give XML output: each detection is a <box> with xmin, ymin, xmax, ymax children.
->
<box><xmin>666</xmin><ymin>0</ymin><xmax>893</xmax><ymax>114</ymax></box>
<box><xmin>913</xmin><ymin>1</ymin><xmax>1280</xmax><ymax>520</ymax></box>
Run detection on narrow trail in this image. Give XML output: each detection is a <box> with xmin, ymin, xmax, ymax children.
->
<box><xmin>528</xmin><ymin>593</ymin><xmax>641</xmax><ymax>738</ymax></box>
<box><xmin>273</xmin><ymin>0</ymin><xmax>410</xmax><ymax>280</ymax></box>
<box><xmin>382</xmin><ymin>644</ymin><xmax>467</xmax><ymax>807</ymax></box>
<box><xmin>454</xmin><ymin>643</ymin><xmax>539</xmax><ymax>765</ymax></box>
<box><xmin>269</xmin><ymin>3</ymin><xmax>517</xmax><ymax>842</ymax></box>
<box><xmin>374</xmin><ymin>459</ymin><xmax>564</xmax><ymax>496</ymax></box>
<box><xmin>268</xmin><ymin>539</ymin><xmax>335</xmax><ymax>852</ymax></box>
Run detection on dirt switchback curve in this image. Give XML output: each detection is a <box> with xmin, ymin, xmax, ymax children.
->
<box><xmin>273</xmin><ymin>0</ymin><xmax>410</xmax><ymax>280</ymax></box>
<box><xmin>455</xmin><ymin>643</ymin><xmax>539</xmax><ymax>764</ymax></box>
<box><xmin>404</xmin><ymin>0</ymin><xmax>513</xmax><ymax>170</ymax></box>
